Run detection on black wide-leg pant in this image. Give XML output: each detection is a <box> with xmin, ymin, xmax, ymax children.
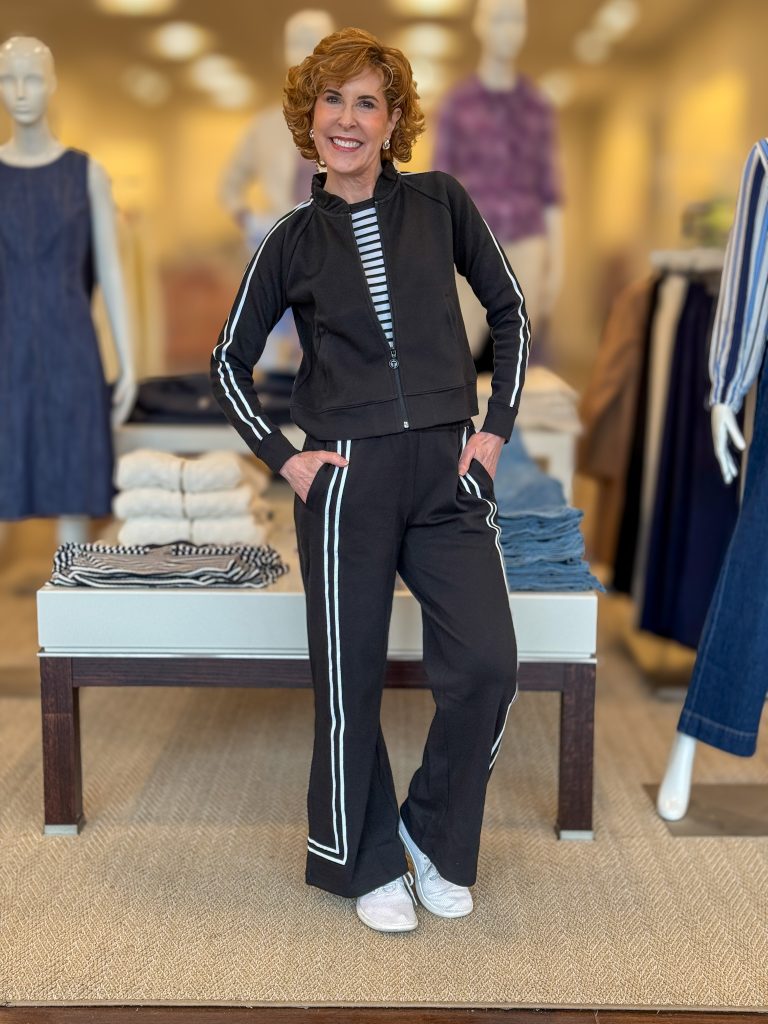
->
<box><xmin>293</xmin><ymin>419</ymin><xmax>518</xmax><ymax>899</ymax></box>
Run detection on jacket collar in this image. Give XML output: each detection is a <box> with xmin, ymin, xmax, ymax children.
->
<box><xmin>311</xmin><ymin>159</ymin><xmax>400</xmax><ymax>215</ymax></box>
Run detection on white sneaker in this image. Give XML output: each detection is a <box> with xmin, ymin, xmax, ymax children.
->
<box><xmin>355</xmin><ymin>872</ymin><xmax>418</xmax><ymax>933</ymax></box>
<box><xmin>398</xmin><ymin>818</ymin><xmax>474</xmax><ymax>919</ymax></box>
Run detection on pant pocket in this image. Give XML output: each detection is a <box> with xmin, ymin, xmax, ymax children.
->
<box><xmin>305</xmin><ymin>458</ymin><xmax>334</xmax><ymax>511</ymax></box>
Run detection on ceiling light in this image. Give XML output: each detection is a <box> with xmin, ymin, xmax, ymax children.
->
<box><xmin>188</xmin><ymin>54</ymin><xmax>240</xmax><ymax>91</ymax></box>
<box><xmin>121</xmin><ymin>65</ymin><xmax>171</xmax><ymax>105</ymax></box>
<box><xmin>595</xmin><ymin>0</ymin><xmax>640</xmax><ymax>40</ymax></box>
<box><xmin>393</xmin><ymin>24</ymin><xmax>462</xmax><ymax>60</ymax></box>
<box><xmin>537</xmin><ymin>71</ymin><xmax>575</xmax><ymax>108</ymax></box>
<box><xmin>408</xmin><ymin>56</ymin><xmax>447</xmax><ymax>109</ymax></box>
<box><xmin>573</xmin><ymin>28</ymin><xmax>611</xmax><ymax>65</ymax></box>
<box><xmin>95</xmin><ymin>0</ymin><xmax>177</xmax><ymax>14</ymax></box>
<box><xmin>388</xmin><ymin>0</ymin><xmax>471</xmax><ymax>17</ymax></box>
<box><xmin>150</xmin><ymin>21</ymin><xmax>213</xmax><ymax>61</ymax></box>
<box><xmin>208</xmin><ymin>74</ymin><xmax>258</xmax><ymax>110</ymax></box>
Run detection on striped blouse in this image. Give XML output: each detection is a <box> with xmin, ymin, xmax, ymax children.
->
<box><xmin>709</xmin><ymin>139</ymin><xmax>768</xmax><ymax>411</ymax></box>
<box><xmin>350</xmin><ymin>203</ymin><xmax>396</xmax><ymax>355</ymax></box>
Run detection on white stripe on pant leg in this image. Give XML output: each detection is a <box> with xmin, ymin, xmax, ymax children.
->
<box><xmin>461</xmin><ymin>473</ymin><xmax>507</xmax><ymax>587</ymax></box>
<box><xmin>460</xmin><ymin>472</ymin><xmax>519</xmax><ymax>770</ymax></box>
<box><xmin>308</xmin><ymin>440</ymin><xmax>352</xmax><ymax>864</ymax></box>
<box><xmin>307</xmin><ymin>455</ymin><xmax>343</xmax><ymax>855</ymax></box>
<box><xmin>489</xmin><ymin>696</ymin><xmax>517</xmax><ymax>771</ymax></box>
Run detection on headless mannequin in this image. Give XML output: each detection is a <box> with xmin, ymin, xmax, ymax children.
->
<box><xmin>0</xmin><ymin>37</ymin><xmax>136</xmax><ymax>544</ymax></box>
<box><xmin>657</xmin><ymin>405</ymin><xmax>746</xmax><ymax>820</ymax></box>
<box><xmin>218</xmin><ymin>9</ymin><xmax>333</xmax><ymax>372</ymax></box>
<box><xmin>434</xmin><ymin>0</ymin><xmax>563</xmax><ymax>356</ymax></box>
<box><xmin>219</xmin><ymin>9</ymin><xmax>334</xmax><ymax>239</ymax></box>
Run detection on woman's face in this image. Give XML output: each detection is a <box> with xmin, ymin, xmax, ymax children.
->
<box><xmin>312</xmin><ymin>66</ymin><xmax>401</xmax><ymax>179</ymax></box>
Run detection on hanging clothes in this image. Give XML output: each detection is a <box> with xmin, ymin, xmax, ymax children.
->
<box><xmin>0</xmin><ymin>149</ymin><xmax>114</xmax><ymax>519</ymax></box>
<box><xmin>578</xmin><ymin>276</ymin><xmax>655</xmax><ymax>565</ymax></box>
<box><xmin>639</xmin><ymin>282</ymin><xmax>741</xmax><ymax>647</ymax></box>
<box><xmin>611</xmin><ymin>276</ymin><xmax>663</xmax><ymax>591</ymax></box>
<box><xmin>632</xmin><ymin>273</ymin><xmax>689</xmax><ymax>605</ymax></box>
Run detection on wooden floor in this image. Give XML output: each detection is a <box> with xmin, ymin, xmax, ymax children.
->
<box><xmin>0</xmin><ymin>1009</ymin><xmax>763</xmax><ymax>1023</ymax></box>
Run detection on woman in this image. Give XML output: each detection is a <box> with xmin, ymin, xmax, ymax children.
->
<box><xmin>211</xmin><ymin>27</ymin><xmax>530</xmax><ymax>933</ymax></box>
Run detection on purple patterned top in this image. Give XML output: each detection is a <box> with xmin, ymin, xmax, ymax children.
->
<box><xmin>433</xmin><ymin>74</ymin><xmax>563</xmax><ymax>243</ymax></box>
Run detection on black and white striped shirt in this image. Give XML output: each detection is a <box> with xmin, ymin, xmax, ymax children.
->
<box><xmin>351</xmin><ymin>203</ymin><xmax>395</xmax><ymax>354</ymax></box>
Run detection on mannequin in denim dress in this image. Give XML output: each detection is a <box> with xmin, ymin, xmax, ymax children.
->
<box><xmin>0</xmin><ymin>36</ymin><xmax>136</xmax><ymax>541</ymax></box>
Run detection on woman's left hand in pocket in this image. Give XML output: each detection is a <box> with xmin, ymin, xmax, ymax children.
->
<box><xmin>458</xmin><ymin>430</ymin><xmax>504</xmax><ymax>479</ymax></box>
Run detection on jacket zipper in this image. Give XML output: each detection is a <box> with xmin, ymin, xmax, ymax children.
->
<box><xmin>349</xmin><ymin>203</ymin><xmax>410</xmax><ymax>430</ymax></box>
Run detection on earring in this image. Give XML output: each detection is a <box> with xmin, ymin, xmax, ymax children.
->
<box><xmin>309</xmin><ymin>128</ymin><xmax>314</xmax><ymax>140</ymax></box>
<box><xmin>382</xmin><ymin>138</ymin><xmax>390</xmax><ymax>150</ymax></box>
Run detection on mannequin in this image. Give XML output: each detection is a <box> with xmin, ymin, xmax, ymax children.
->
<box><xmin>433</xmin><ymin>0</ymin><xmax>563</xmax><ymax>357</ymax></box>
<box><xmin>657</xmin><ymin>139</ymin><xmax>768</xmax><ymax>821</ymax></box>
<box><xmin>0</xmin><ymin>36</ymin><xmax>136</xmax><ymax>544</ymax></box>
<box><xmin>219</xmin><ymin>10</ymin><xmax>333</xmax><ymax>371</ymax></box>
<box><xmin>220</xmin><ymin>9</ymin><xmax>334</xmax><ymax>238</ymax></box>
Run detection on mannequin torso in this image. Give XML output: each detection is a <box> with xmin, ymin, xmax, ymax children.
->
<box><xmin>433</xmin><ymin>0</ymin><xmax>563</xmax><ymax>355</ymax></box>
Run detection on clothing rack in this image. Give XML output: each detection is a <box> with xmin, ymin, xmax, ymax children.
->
<box><xmin>649</xmin><ymin>248</ymin><xmax>725</xmax><ymax>273</ymax></box>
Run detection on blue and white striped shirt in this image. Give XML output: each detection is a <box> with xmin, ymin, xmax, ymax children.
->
<box><xmin>709</xmin><ymin>139</ymin><xmax>768</xmax><ymax>411</ymax></box>
<box><xmin>351</xmin><ymin>203</ymin><xmax>396</xmax><ymax>355</ymax></box>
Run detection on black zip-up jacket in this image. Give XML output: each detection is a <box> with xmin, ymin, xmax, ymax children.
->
<box><xmin>211</xmin><ymin>160</ymin><xmax>530</xmax><ymax>473</ymax></box>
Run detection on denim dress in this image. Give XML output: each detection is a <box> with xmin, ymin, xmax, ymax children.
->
<box><xmin>0</xmin><ymin>149</ymin><xmax>113</xmax><ymax>519</ymax></box>
<box><xmin>678</xmin><ymin>345</ymin><xmax>768</xmax><ymax>756</ymax></box>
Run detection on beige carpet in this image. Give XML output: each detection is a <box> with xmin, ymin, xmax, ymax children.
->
<box><xmin>1</xmin><ymin>596</ymin><xmax>767</xmax><ymax>1010</ymax></box>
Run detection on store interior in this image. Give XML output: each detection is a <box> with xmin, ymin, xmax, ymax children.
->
<box><xmin>0</xmin><ymin>0</ymin><xmax>766</xmax><ymax>1014</ymax></box>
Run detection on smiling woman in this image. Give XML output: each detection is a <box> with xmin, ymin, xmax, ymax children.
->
<box><xmin>211</xmin><ymin>23</ymin><xmax>530</xmax><ymax>939</ymax></box>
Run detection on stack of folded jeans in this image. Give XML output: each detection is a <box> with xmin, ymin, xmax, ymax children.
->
<box><xmin>493</xmin><ymin>432</ymin><xmax>603</xmax><ymax>592</ymax></box>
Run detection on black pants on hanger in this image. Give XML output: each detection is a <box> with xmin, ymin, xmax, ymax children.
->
<box><xmin>294</xmin><ymin>420</ymin><xmax>518</xmax><ymax>898</ymax></box>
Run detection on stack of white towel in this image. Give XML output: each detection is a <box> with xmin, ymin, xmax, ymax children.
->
<box><xmin>478</xmin><ymin>367</ymin><xmax>582</xmax><ymax>435</ymax></box>
<box><xmin>114</xmin><ymin>450</ymin><xmax>272</xmax><ymax>546</ymax></box>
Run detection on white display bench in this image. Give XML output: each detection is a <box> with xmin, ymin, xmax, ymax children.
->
<box><xmin>37</xmin><ymin>576</ymin><xmax>597</xmax><ymax>842</ymax></box>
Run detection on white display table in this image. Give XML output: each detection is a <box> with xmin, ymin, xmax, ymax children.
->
<box><xmin>41</xmin><ymin>385</ymin><xmax>593</xmax><ymax>842</ymax></box>
<box><xmin>37</xmin><ymin>508</ymin><xmax>597</xmax><ymax>842</ymax></box>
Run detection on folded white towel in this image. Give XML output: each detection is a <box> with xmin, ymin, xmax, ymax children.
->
<box><xmin>184</xmin><ymin>483</ymin><xmax>255</xmax><ymax>518</ymax></box>
<box><xmin>113</xmin><ymin>488</ymin><xmax>184</xmax><ymax>520</ymax></box>
<box><xmin>118</xmin><ymin>518</ymin><xmax>192</xmax><ymax>545</ymax></box>
<box><xmin>190</xmin><ymin>517</ymin><xmax>266</xmax><ymax>546</ymax></box>
<box><xmin>182</xmin><ymin>452</ymin><xmax>243</xmax><ymax>493</ymax></box>
<box><xmin>116</xmin><ymin>449</ymin><xmax>273</xmax><ymax>495</ymax></box>
<box><xmin>115</xmin><ymin>450</ymin><xmax>182</xmax><ymax>492</ymax></box>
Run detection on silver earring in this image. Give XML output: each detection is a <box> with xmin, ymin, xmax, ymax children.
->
<box><xmin>309</xmin><ymin>128</ymin><xmax>314</xmax><ymax>140</ymax></box>
<box><xmin>382</xmin><ymin>138</ymin><xmax>390</xmax><ymax>150</ymax></box>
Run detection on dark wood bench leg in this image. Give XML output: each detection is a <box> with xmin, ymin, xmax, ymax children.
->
<box><xmin>40</xmin><ymin>657</ymin><xmax>85</xmax><ymax>835</ymax></box>
<box><xmin>556</xmin><ymin>662</ymin><xmax>595</xmax><ymax>840</ymax></box>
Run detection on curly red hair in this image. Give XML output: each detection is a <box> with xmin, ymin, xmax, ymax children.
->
<box><xmin>283</xmin><ymin>26</ymin><xmax>425</xmax><ymax>164</ymax></box>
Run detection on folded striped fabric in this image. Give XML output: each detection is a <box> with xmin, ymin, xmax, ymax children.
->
<box><xmin>49</xmin><ymin>542</ymin><xmax>289</xmax><ymax>589</ymax></box>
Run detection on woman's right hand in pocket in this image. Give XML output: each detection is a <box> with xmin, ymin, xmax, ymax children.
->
<box><xmin>280</xmin><ymin>450</ymin><xmax>349</xmax><ymax>504</ymax></box>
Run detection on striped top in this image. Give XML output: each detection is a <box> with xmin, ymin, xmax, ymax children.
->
<box><xmin>709</xmin><ymin>139</ymin><xmax>768</xmax><ymax>411</ymax></box>
<box><xmin>350</xmin><ymin>203</ymin><xmax>396</xmax><ymax>354</ymax></box>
